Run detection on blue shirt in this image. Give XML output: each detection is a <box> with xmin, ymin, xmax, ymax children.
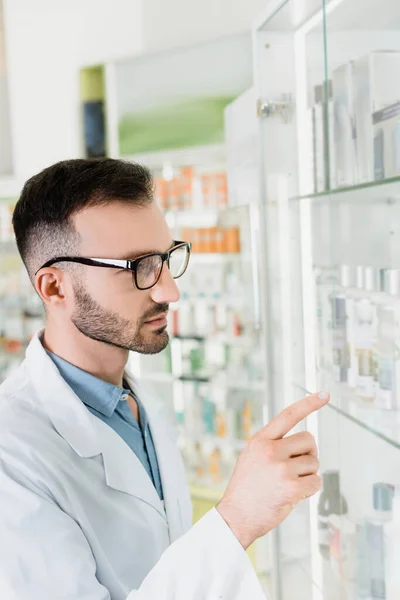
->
<box><xmin>46</xmin><ymin>351</ymin><xmax>163</xmax><ymax>500</ymax></box>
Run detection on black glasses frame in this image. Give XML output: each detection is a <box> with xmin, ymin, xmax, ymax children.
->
<box><xmin>36</xmin><ymin>240</ymin><xmax>192</xmax><ymax>290</ymax></box>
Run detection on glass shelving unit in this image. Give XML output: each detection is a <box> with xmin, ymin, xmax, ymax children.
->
<box><xmin>114</xmin><ymin>152</ymin><xmax>271</xmax><ymax>589</ymax></box>
<box><xmin>254</xmin><ymin>0</ymin><xmax>400</xmax><ymax>599</ymax></box>
<box><xmin>0</xmin><ymin>195</ymin><xmax>45</xmax><ymax>383</ymax></box>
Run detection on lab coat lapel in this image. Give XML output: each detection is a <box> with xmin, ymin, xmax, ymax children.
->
<box><xmin>126</xmin><ymin>376</ymin><xmax>188</xmax><ymax>543</ymax></box>
<box><xmin>25</xmin><ymin>334</ymin><xmax>166</xmax><ymax>520</ymax></box>
<box><xmin>90</xmin><ymin>415</ymin><xmax>167</xmax><ymax>520</ymax></box>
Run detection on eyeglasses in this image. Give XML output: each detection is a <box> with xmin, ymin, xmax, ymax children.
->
<box><xmin>36</xmin><ymin>240</ymin><xmax>192</xmax><ymax>291</ymax></box>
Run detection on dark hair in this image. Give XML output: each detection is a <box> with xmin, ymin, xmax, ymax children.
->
<box><xmin>13</xmin><ymin>158</ymin><xmax>154</xmax><ymax>278</ymax></box>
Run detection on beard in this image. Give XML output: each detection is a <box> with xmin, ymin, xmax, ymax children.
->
<box><xmin>71</xmin><ymin>281</ymin><xmax>169</xmax><ymax>354</ymax></box>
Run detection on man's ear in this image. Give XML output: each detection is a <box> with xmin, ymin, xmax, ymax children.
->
<box><xmin>35</xmin><ymin>267</ymin><xmax>67</xmax><ymax>307</ymax></box>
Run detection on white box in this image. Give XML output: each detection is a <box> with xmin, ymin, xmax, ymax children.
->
<box><xmin>312</xmin><ymin>81</ymin><xmax>335</xmax><ymax>192</ymax></box>
<box><xmin>332</xmin><ymin>62</ymin><xmax>357</xmax><ymax>187</ymax></box>
<box><xmin>372</xmin><ymin>100</ymin><xmax>400</xmax><ymax>180</ymax></box>
<box><xmin>353</xmin><ymin>51</ymin><xmax>400</xmax><ymax>183</ymax></box>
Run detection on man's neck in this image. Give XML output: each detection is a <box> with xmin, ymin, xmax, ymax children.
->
<box><xmin>42</xmin><ymin>321</ymin><xmax>129</xmax><ymax>387</ymax></box>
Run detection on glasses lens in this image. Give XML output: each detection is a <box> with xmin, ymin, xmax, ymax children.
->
<box><xmin>136</xmin><ymin>255</ymin><xmax>163</xmax><ymax>289</ymax></box>
<box><xmin>169</xmin><ymin>245</ymin><xmax>189</xmax><ymax>279</ymax></box>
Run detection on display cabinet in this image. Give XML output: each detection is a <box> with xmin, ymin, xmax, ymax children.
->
<box><xmin>123</xmin><ymin>148</ymin><xmax>271</xmax><ymax>587</ymax></box>
<box><xmin>0</xmin><ymin>191</ymin><xmax>44</xmax><ymax>383</ymax></box>
<box><xmin>254</xmin><ymin>0</ymin><xmax>400</xmax><ymax>598</ymax></box>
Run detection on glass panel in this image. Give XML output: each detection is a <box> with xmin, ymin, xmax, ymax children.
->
<box><xmin>313</xmin><ymin>2</ymin><xmax>400</xmax><ymax>599</ymax></box>
<box><xmin>325</xmin><ymin>0</ymin><xmax>400</xmax><ymax>191</ymax></box>
<box><xmin>256</xmin><ymin>1</ymin><xmax>328</xmax><ymax>598</ymax></box>
<box><xmin>138</xmin><ymin>158</ymin><xmax>270</xmax><ymax>590</ymax></box>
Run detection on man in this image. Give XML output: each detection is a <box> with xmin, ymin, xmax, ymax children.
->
<box><xmin>0</xmin><ymin>158</ymin><xmax>329</xmax><ymax>599</ymax></box>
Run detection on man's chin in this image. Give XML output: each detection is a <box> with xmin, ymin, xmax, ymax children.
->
<box><xmin>133</xmin><ymin>329</ymin><xmax>169</xmax><ymax>355</ymax></box>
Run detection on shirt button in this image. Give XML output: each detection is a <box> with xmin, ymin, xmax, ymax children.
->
<box><xmin>121</xmin><ymin>393</ymin><xmax>129</xmax><ymax>401</ymax></box>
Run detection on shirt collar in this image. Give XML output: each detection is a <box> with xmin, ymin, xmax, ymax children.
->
<box><xmin>46</xmin><ymin>350</ymin><xmax>131</xmax><ymax>418</ymax></box>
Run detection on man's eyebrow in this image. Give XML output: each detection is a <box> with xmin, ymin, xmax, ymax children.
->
<box><xmin>116</xmin><ymin>242</ymin><xmax>175</xmax><ymax>261</ymax></box>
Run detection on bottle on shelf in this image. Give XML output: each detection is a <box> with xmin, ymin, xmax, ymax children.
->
<box><xmin>357</xmin><ymin>482</ymin><xmax>394</xmax><ymax>600</ymax></box>
<box><xmin>318</xmin><ymin>470</ymin><xmax>348</xmax><ymax>559</ymax></box>
<box><xmin>242</xmin><ymin>400</ymin><xmax>252</xmax><ymax>441</ymax></box>
<box><xmin>328</xmin><ymin>512</ymin><xmax>357</xmax><ymax>585</ymax></box>
<box><xmin>355</xmin><ymin>266</ymin><xmax>378</xmax><ymax>402</ymax></box>
<box><xmin>376</xmin><ymin>269</ymin><xmax>400</xmax><ymax>411</ymax></box>
<box><xmin>314</xmin><ymin>266</ymin><xmax>339</xmax><ymax>381</ymax></box>
<box><xmin>178</xmin><ymin>293</ymin><xmax>195</xmax><ymax>336</ymax></box>
<box><xmin>385</xmin><ymin>486</ymin><xmax>400</xmax><ymax>600</ymax></box>
<box><xmin>209</xmin><ymin>447</ymin><xmax>222</xmax><ymax>485</ymax></box>
<box><xmin>331</xmin><ymin>285</ymin><xmax>348</xmax><ymax>384</ymax></box>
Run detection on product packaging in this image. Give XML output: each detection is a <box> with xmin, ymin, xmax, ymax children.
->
<box><xmin>315</xmin><ymin>267</ymin><xmax>339</xmax><ymax>377</ymax></box>
<box><xmin>376</xmin><ymin>270</ymin><xmax>400</xmax><ymax>410</ymax></box>
<box><xmin>385</xmin><ymin>486</ymin><xmax>400</xmax><ymax>600</ymax></box>
<box><xmin>361</xmin><ymin>483</ymin><xmax>394</xmax><ymax>600</ymax></box>
<box><xmin>355</xmin><ymin>267</ymin><xmax>378</xmax><ymax>402</ymax></box>
<box><xmin>328</xmin><ymin>513</ymin><xmax>357</xmax><ymax>583</ymax></box>
<box><xmin>318</xmin><ymin>471</ymin><xmax>348</xmax><ymax>559</ymax></box>
<box><xmin>373</xmin><ymin>101</ymin><xmax>400</xmax><ymax>181</ymax></box>
<box><xmin>332</xmin><ymin>62</ymin><xmax>357</xmax><ymax>187</ymax></box>
<box><xmin>341</xmin><ymin>265</ymin><xmax>357</xmax><ymax>388</ymax></box>
<box><xmin>331</xmin><ymin>291</ymin><xmax>348</xmax><ymax>383</ymax></box>
<box><xmin>312</xmin><ymin>84</ymin><xmax>327</xmax><ymax>193</ymax></box>
<box><xmin>353</xmin><ymin>51</ymin><xmax>400</xmax><ymax>183</ymax></box>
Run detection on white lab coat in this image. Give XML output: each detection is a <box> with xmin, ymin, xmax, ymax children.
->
<box><xmin>0</xmin><ymin>333</ymin><xmax>266</xmax><ymax>599</ymax></box>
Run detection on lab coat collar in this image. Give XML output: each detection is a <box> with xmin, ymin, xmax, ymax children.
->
<box><xmin>24</xmin><ymin>333</ymin><xmax>174</xmax><ymax>524</ymax></box>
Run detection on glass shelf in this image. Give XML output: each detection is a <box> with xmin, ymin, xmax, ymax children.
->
<box><xmin>140</xmin><ymin>369</ymin><xmax>265</xmax><ymax>393</ymax></box>
<box><xmin>178</xmin><ymin>374</ymin><xmax>211</xmax><ymax>383</ymax></box>
<box><xmin>293</xmin><ymin>379</ymin><xmax>400</xmax><ymax>450</ymax></box>
<box><xmin>290</xmin><ymin>175</ymin><xmax>400</xmax><ymax>203</ymax></box>
<box><xmin>171</xmin><ymin>333</ymin><xmax>255</xmax><ymax>346</ymax></box>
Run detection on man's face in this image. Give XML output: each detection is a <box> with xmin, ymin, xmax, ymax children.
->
<box><xmin>68</xmin><ymin>201</ymin><xmax>181</xmax><ymax>354</ymax></box>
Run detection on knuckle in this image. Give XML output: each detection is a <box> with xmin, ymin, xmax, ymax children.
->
<box><xmin>263</xmin><ymin>440</ymin><xmax>277</xmax><ymax>461</ymax></box>
<box><xmin>307</xmin><ymin>456</ymin><xmax>320</xmax><ymax>471</ymax></box>
<box><xmin>301</xmin><ymin>431</ymin><xmax>315</xmax><ymax>444</ymax></box>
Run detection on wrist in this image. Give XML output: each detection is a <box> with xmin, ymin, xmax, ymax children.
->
<box><xmin>216</xmin><ymin>499</ymin><xmax>255</xmax><ymax>550</ymax></box>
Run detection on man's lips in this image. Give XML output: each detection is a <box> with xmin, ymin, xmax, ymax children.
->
<box><xmin>144</xmin><ymin>312</ymin><xmax>168</xmax><ymax>325</ymax></box>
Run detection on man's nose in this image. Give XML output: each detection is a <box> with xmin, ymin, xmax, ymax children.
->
<box><xmin>150</xmin><ymin>263</ymin><xmax>180</xmax><ymax>305</ymax></box>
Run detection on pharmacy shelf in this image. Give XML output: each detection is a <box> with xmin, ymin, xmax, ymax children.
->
<box><xmin>124</xmin><ymin>143</ymin><xmax>226</xmax><ymax>170</ymax></box>
<box><xmin>228</xmin><ymin>380</ymin><xmax>265</xmax><ymax>392</ymax></box>
<box><xmin>174</xmin><ymin>297</ymin><xmax>245</xmax><ymax>311</ymax></box>
<box><xmin>171</xmin><ymin>333</ymin><xmax>253</xmax><ymax>346</ymax></box>
<box><xmin>139</xmin><ymin>373</ymin><xmax>174</xmax><ymax>384</ymax></box>
<box><xmin>189</xmin><ymin>435</ymin><xmax>246</xmax><ymax>453</ymax></box>
<box><xmin>172</xmin><ymin>334</ymin><xmax>206</xmax><ymax>342</ymax></box>
<box><xmin>139</xmin><ymin>368</ymin><xmax>265</xmax><ymax>393</ymax></box>
<box><xmin>165</xmin><ymin>209</ymin><xmax>220</xmax><ymax>229</ymax></box>
<box><xmin>178</xmin><ymin>374</ymin><xmax>212</xmax><ymax>383</ymax></box>
<box><xmin>291</xmin><ymin>175</ymin><xmax>400</xmax><ymax>203</ymax></box>
<box><xmin>189</xmin><ymin>484</ymin><xmax>224</xmax><ymax>503</ymax></box>
<box><xmin>293</xmin><ymin>379</ymin><xmax>400</xmax><ymax>450</ymax></box>
<box><xmin>190</xmin><ymin>252</ymin><xmax>243</xmax><ymax>264</ymax></box>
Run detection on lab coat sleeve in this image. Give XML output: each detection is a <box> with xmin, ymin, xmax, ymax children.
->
<box><xmin>0</xmin><ymin>459</ymin><xmax>267</xmax><ymax>600</ymax></box>
<box><xmin>127</xmin><ymin>507</ymin><xmax>267</xmax><ymax>600</ymax></box>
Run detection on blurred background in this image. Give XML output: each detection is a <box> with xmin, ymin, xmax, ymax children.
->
<box><xmin>2</xmin><ymin>1</ymin><xmax>400</xmax><ymax>599</ymax></box>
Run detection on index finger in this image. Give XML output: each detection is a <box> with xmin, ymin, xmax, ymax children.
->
<box><xmin>262</xmin><ymin>392</ymin><xmax>330</xmax><ymax>440</ymax></box>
